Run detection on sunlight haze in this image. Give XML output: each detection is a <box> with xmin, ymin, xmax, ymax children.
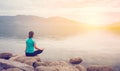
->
<box><xmin>0</xmin><ymin>0</ymin><xmax>120</xmax><ymax>25</ymax></box>
<box><xmin>0</xmin><ymin>1</ymin><xmax>120</xmax><ymax>71</ymax></box>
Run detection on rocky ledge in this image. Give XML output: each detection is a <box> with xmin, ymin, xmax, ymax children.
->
<box><xmin>0</xmin><ymin>53</ymin><xmax>114</xmax><ymax>71</ymax></box>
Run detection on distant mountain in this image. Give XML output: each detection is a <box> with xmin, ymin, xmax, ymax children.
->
<box><xmin>0</xmin><ymin>15</ymin><xmax>83</xmax><ymax>38</ymax></box>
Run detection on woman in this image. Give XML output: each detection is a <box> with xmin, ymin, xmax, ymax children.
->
<box><xmin>25</xmin><ymin>31</ymin><xmax>44</xmax><ymax>56</ymax></box>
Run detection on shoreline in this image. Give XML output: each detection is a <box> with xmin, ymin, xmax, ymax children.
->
<box><xmin>0</xmin><ymin>53</ymin><xmax>116</xmax><ymax>71</ymax></box>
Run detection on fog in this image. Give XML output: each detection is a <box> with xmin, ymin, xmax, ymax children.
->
<box><xmin>0</xmin><ymin>30</ymin><xmax>120</xmax><ymax>70</ymax></box>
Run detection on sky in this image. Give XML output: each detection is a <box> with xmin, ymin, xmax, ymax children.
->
<box><xmin>0</xmin><ymin>0</ymin><xmax>120</xmax><ymax>25</ymax></box>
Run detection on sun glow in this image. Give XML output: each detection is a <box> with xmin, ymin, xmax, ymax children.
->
<box><xmin>81</xmin><ymin>13</ymin><xmax>105</xmax><ymax>25</ymax></box>
<box><xmin>75</xmin><ymin>7</ymin><xmax>107</xmax><ymax>25</ymax></box>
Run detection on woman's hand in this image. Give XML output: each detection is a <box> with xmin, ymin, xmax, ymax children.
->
<box><xmin>39</xmin><ymin>48</ymin><xmax>44</xmax><ymax>50</ymax></box>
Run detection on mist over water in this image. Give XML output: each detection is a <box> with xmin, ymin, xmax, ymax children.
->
<box><xmin>0</xmin><ymin>30</ymin><xmax>120</xmax><ymax>70</ymax></box>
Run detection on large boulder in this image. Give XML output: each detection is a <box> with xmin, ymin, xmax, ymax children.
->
<box><xmin>10</xmin><ymin>55</ymin><xmax>41</xmax><ymax>66</ymax></box>
<box><xmin>75</xmin><ymin>65</ymin><xmax>86</xmax><ymax>71</ymax></box>
<box><xmin>33</xmin><ymin>61</ymin><xmax>51</xmax><ymax>68</ymax></box>
<box><xmin>0</xmin><ymin>66</ymin><xmax>4</xmax><ymax>71</ymax></box>
<box><xmin>87</xmin><ymin>65</ymin><xmax>114</xmax><ymax>71</ymax></box>
<box><xmin>35</xmin><ymin>66</ymin><xmax>79</xmax><ymax>71</ymax></box>
<box><xmin>0</xmin><ymin>53</ymin><xmax>13</xmax><ymax>60</ymax></box>
<box><xmin>33</xmin><ymin>61</ymin><xmax>68</xmax><ymax>68</ymax></box>
<box><xmin>69</xmin><ymin>57</ymin><xmax>83</xmax><ymax>64</ymax></box>
<box><xmin>49</xmin><ymin>61</ymin><xmax>69</xmax><ymax>66</ymax></box>
<box><xmin>2</xmin><ymin>68</ymin><xmax>23</xmax><ymax>71</ymax></box>
<box><xmin>35</xmin><ymin>61</ymin><xmax>86</xmax><ymax>71</ymax></box>
<box><xmin>0</xmin><ymin>59</ymin><xmax>34</xmax><ymax>71</ymax></box>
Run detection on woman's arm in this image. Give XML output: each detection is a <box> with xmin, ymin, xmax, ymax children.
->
<box><xmin>34</xmin><ymin>44</ymin><xmax>44</xmax><ymax>50</ymax></box>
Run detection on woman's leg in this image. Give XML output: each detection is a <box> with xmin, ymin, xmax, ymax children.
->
<box><xmin>26</xmin><ymin>53</ymin><xmax>34</xmax><ymax>56</ymax></box>
<box><xmin>34</xmin><ymin>50</ymin><xmax>43</xmax><ymax>56</ymax></box>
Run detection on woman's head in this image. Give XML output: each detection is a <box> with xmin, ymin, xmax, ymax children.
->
<box><xmin>29</xmin><ymin>31</ymin><xmax>34</xmax><ymax>38</ymax></box>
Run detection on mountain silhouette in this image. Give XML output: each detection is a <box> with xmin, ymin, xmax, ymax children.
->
<box><xmin>0</xmin><ymin>15</ymin><xmax>83</xmax><ymax>38</ymax></box>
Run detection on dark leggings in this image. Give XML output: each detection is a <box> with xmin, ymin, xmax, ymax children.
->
<box><xmin>26</xmin><ymin>50</ymin><xmax>43</xmax><ymax>56</ymax></box>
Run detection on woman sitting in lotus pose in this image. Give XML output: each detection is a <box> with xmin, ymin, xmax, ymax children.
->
<box><xmin>25</xmin><ymin>31</ymin><xmax>44</xmax><ymax>56</ymax></box>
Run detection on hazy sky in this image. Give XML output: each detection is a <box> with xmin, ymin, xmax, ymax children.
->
<box><xmin>0</xmin><ymin>0</ymin><xmax>120</xmax><ymax>25</ymax></box>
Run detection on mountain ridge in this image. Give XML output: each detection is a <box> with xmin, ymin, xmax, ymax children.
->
<box><xmin>0</xmin><ymin>15</ymin><xmax>83</xmax><ymax>38</ymax></box>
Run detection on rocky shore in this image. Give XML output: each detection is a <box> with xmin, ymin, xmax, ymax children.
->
<box><xmin>0</xmin><ymin>53</ymin><xmax>114</xmax><ymax>71</ymax></box>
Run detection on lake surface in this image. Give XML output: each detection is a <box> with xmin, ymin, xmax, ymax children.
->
<box><xmin>0</xmin><ymin>30</ymin><xmax>120</xmax><ymax>70</ymax></box>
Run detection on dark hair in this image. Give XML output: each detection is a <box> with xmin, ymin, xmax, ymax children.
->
<box><xmin>29</xmin><ymin>31</ymin><xmax>34</xmax><ymax>38</ymax></box>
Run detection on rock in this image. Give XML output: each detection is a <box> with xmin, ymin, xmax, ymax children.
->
<box><xmin>69</xmin><ymin>57</ymin><xmax>83</xmax><ymax>64</ymax></box>
<box><xmin>24</xmin><ymin>59</ymin><xmax>37</xmax><ymax>66</ymax></box>
<box><xmin>35</xmin><ymin>61</ymin><xmax>86</xmax><ymax>71</ymax></box>
<box><xmin>75</xmin><ymin>65</ymin><xmax>86</xmax><ymax>71</ymax></box>
<box><xmin>35</xmin><ymin>66</ymin><xmax>57</xmax><ymax>71</ymax></box>
<box><xmin>33</xmin><ymin>61</ymin><xmax>68</xmax><ymax>68</ymax></box>
<box><xmin>87</xmin><ymin>65</ymin><xmax>114</xmax><ymax>71</ymax></box>
<box><xmin>1</xmin><ymin>68</ymin><xmax>23</xmax><ymax>71</ymax></box>
<box><xmin>33</xmin><ymin>61</ymin><xmax>51</xmax><ymax>68</ymax></box>
<box><xmin>10</xmin><ymin>55</ymin><xmax>41</xmax><ymax>66</ymax></box>
<box><xmin>0</xmin><ymin>66</ymin><xmax>4</xmax><ymax>71</ymax></box>
<box><xmin>35</xmin><ymin>66</ymin><xmax>79</xmax><ymax>71</ymax></box>
<box><xmin>49</xmin><ymin>61</ymin><xmax>69</xmax><ymax>66</ymax></box>
<box><xmin>0</xmin><ymin>59</ymin><xmax>34</xmax><ymax>71</ymax></box>
<box><xmin>0</xmin><ymin>53</ymin><xmax>13</xmax><ymax>60</ymax></box>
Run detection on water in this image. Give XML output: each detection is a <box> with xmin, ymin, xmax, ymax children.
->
<box><xmin>0</xmin><ymin>30</ymin><xmax>120</xmax><ymax>70</ymax></box>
